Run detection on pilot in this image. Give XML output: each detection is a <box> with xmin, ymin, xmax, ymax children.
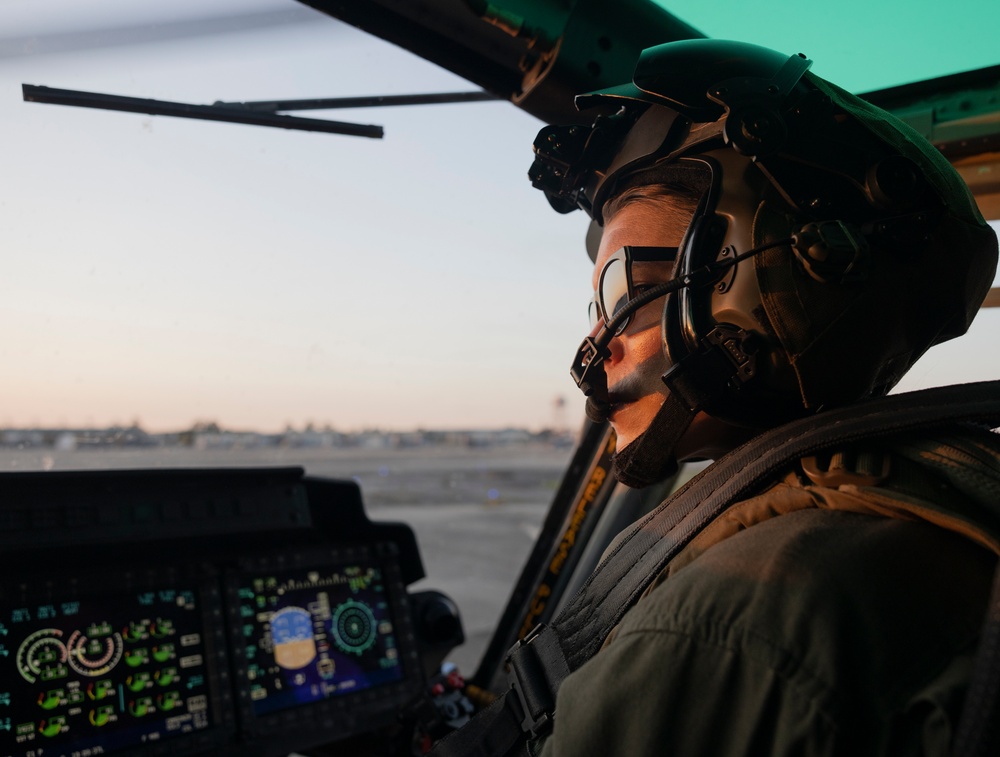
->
<box><xmin>524</xmin><ymin>39</ymin><xmax>1000</xmax><ymax>756</ymax></box>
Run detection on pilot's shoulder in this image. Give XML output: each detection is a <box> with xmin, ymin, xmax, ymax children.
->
<box><xmin>618</xmin><ymin>507</ymin><xmax>993</xmax><ymax>709</ymax></box>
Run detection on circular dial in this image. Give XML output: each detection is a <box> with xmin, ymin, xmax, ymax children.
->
<box><xmin>67</xmin><ymin>629</ymin><xmax>124</xmax><ymax>677</ymax></box>
<box><xmin>332</xmin><ymin>600</ymin><xmax>377</xmax><ymax>655</ymax></box>
<box><xmin>16</xmin><ymin>629</ymin><xmax>68</xmax><ymax>684</ymax></box>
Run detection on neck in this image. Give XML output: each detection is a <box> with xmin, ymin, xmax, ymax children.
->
<box><xmin>673</xmin><ymin>412</ymin><xmax>759</xmax><ymax>462</ymax></box>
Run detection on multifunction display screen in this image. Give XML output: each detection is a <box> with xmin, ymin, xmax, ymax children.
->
<box><xmin>238</xmin><ymin>563</ymin><xmax>403</xmax><ymax>716</ymax></box>
<box><xmin>0</xmin><ymin>588</ymin><xmax>211</xmax><ymax>757</ymax></box>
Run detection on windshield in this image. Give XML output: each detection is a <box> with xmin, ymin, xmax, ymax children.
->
<box><xmin>2</xmin><ymin>1</ymin><xmax>593</xmax><ymax>442</ymax></box>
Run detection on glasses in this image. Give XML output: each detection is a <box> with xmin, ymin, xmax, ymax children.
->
<box><xmin>589</xmin><ymin>246</ymin><xmax>679</xmax><ymax>335</ymax></box>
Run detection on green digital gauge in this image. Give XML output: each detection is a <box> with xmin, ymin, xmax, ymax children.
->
<box><xmin>332</xmin><ymin>600</ymin><xmax>377</xmax><ymax>655</ymax></box>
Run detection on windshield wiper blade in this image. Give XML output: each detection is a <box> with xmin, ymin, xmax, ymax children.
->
<box><xmin>22</xmin><ymin>84</ymin><xmax>384</xmax><ymax>138</ymax></box>
<box><xmin>23</xmin><ymin>85</ymin><xmax>504</xmax><ymax>137</ymax></box>
<box><xmin>212</xmin><ymin>90</ymin><xmax>501</xmax><ymax>112</ymax></box>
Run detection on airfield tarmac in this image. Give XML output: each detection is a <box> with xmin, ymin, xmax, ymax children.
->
<box><xmin>2</xmin><ymin>443</ymin><xmax>573</xmax><ymax>675</ymax></box>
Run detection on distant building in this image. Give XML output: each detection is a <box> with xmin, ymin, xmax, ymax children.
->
<box><xmin>1</xmin><ymin>422</ymin><xmax>572</xmax><ymax>451</ymax></box>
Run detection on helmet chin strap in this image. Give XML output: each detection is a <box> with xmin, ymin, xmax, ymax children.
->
<box><xmin>609</xmin><ymin>394</ymin><xmax>698</xmax><ymax>489</ymax></box>
<box><xmin>585</xmin><ymin>396</ymin><xmax>611</xmax><ymax>424</ymax></box>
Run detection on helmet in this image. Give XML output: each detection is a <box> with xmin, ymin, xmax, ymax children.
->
<box><xmin>530</xmin><ymin>39</ymin><xmax>998</xmax><ymax>432</ymax></box>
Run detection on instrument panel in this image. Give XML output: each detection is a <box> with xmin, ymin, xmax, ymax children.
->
<box><xmin>0</xmin><ymin>468</ymin><xmax>427</xmax><ymax>757</ymax></box>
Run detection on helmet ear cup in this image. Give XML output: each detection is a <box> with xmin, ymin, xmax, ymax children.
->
<box><xmin>675</xmin><ymin>209</ymin><xmax>729</xmax><ymax>353</ymax></box>
<box><xmin>791</xmin><ymin>221</ymin><xmax>870</xmax><ymax>283</ymax></box>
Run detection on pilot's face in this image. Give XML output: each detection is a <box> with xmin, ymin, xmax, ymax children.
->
<box><xmin>590</xmin><ymin>196</ymin><xmax>686</xmax><ymax>450</ymax></box>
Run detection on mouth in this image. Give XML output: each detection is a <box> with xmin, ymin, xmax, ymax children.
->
<box><xmin>606</xmin><ymin>392</ymin><xmax>639</xmax><ymax>419</ymax></box>
<box><xmin>585</xmin><ymin>392</ymin><xmax>637</xmax><ymax>425</ymax></box>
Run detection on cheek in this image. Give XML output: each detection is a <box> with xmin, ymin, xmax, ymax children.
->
<box><xmin>624</xmin><ymin>329</ymin><xmax>661</xmax><ymax>362</ymax></box>
<box><xmin>622</xmin><ymin>309</ymin><xmax>665</xmax><ymax>362</ymax></box>
<box><xmin>612</xmin><ymin>326</ymin><xmax>669</xmax><ymax>393</ymax></box>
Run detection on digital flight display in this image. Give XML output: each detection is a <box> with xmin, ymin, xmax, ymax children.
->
<box><xmin>0</xmin><ymin>588</ymin><xmax>212</xmax><ymax>757</ymax></box>
<box><xmin>238</xmin><ymin>563</ymin><xmax>403</xmax><ymax>716</ymax></box>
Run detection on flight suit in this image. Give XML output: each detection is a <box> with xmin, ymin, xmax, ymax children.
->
<box><xmin>534</xmin><ymin>425</ymin><xmax>1000</xmax><ymax>756</ymax></box>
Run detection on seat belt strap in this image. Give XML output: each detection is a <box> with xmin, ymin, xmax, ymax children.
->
<box><xmin>429</xmin><ymin>696</ymin><xmax>530</xmax><ymax>757</ymax></box>
<box><xmin>431</xmin><ymin>380</ymin><xmax>1000</xmax><ymax>757</ymax></box>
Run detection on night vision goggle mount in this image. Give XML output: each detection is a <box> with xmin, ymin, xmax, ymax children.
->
<box><xmin>528</xmin><ymin>113</ymin><xmax>635</xmax><ymax>217</ymax></box>
<box><xmin>528</xmin><ymin>42</ymin><xmax>816</xmax><ymax>220</ymax></box>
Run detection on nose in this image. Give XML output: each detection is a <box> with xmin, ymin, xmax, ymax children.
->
<box><xmin>586</xmin><ymin>317</ymin><xmax>602</xmax><ymax>339</ymax></box>
<box><xmin>586</xmin><ymin>318</ymin><xmax>625</xmax><ymax>365</ymax></box>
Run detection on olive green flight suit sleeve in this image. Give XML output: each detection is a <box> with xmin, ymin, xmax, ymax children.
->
<box><xmin>533</xmin><ymin>508</ymin><xmax>994</xmax><ymax>757</ymax></box>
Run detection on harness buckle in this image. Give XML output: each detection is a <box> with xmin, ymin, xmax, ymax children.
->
<box><xmin>504</xmin><ymin>625</ymin><xmax>559</xmax><ymax>738</ymax></box>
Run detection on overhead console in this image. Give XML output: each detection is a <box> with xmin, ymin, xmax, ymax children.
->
<box><xmin>0</xmin><ymin>468</ymin><xmax>436</xmax><ymax>757</ymax></box>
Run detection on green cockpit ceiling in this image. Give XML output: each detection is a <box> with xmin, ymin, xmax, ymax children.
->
<box><xmin>659</xmin><ymin>0</ymin><xmax>1000</xmax><ymax>94</ymax></box>
<box><xmin>660</xmin><ymin>1</ymin><xmax>1000</xmax><ymax>225</ymax></box>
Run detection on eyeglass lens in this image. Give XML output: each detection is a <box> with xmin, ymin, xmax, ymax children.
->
<box><xmin>588</xmin><ymin>255</ymin><xmax>629</xmax><ymax>332</ymax></box>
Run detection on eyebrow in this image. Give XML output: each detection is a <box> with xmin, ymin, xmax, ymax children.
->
<box><xmin>626</xmin><ymin>245</ymin><xmax>679</xmax><ymax>261</ymax></box>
